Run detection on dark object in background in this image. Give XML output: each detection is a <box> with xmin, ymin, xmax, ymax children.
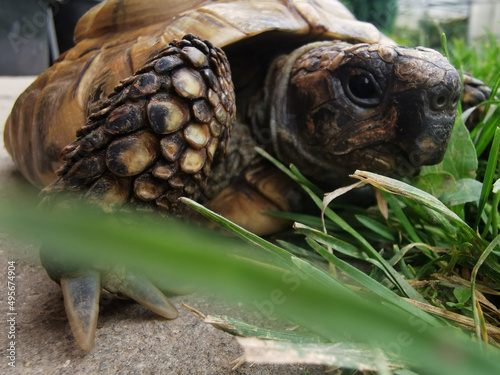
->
<box><xmin>52</xmin><ymin>0</ymin><xmax>102</xmax><ymax>54</ymax></box>
<box><xmin>0</xmin><ymin>0</ymin><xmax>51</xmax><ymax>75</ymax></box>
<box><xmin>341</xmin><ymin>0</ymin><xmax>398</xmax><ymax>32</ymax></box>
<box><xmin>0</xmin><ymin>0</ymin><xmax>102</xmax><ymax>75</ymax></box>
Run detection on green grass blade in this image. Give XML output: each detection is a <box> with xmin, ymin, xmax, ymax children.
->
<box><xmin>203</xmin><ymin>314</ymin><xmax>329</xmax><ymax>343</ymax></box>
<box><xmin>255</xmin><ymin>147</ymin><xmax>323</xmax><ymax>195</ymax></box>
<box><xmin>179</xmin><ymin>197</ymin><xmax>292</xmax><ymax>262</ymax></box>
<box><xmin>479</xmin><ymin>71</ymin><xmax>500</xmax><ymax>124</ymax></box>
<box><xmin>262</xmin><ymin>210</ymin><xmax>340</xmax><ymax>232</ymax></box>
<box><xmin>298</xmin><ymin>185</ymin><xmax>427</xmax><ymax>301</ymax></box>
<box><xmin>352</xmin><ymin>171</ymin><xmax>480</xmax><ymax>244</ymax></box>
<box><xmin>182</xmin><ymin>198</ymin><xmax>359</xmax><ymax>295</ymax></box>
<box><xmin>382</xmin><ymin>192</ymin><xmax>424</xmax><ymax>244</ymax></box>
<box><xmin>306</xmin><ymin>239</ymin><xmax>441</xmax><ymax>327</ymax></box>
<box><xmin>441</xmin><ymin>33</ymin><xmax>450</xmax><ymax>58</ymax></box>
<box><xmin>475</xmin><ymin>127</ymin><xmax>500</xmax><ymax>230</ymax></box>
<box><xmin>470</xmin><ymin>234</ymin><xmax>500</xmax><ymax>346</ymax></box>
<box><xmin>294</xmin><ymin>223</ymin><xmax>366</xmax><ymax>260</ymax></box>
<box><xmin>475</xmin><ymin>109</ymin><xmax>500</xmax><ymax>157</ymax></box>
<box><xmin>355</xmin><ymin>214</ymin><xmax>396</xmax><ymax>242</ymax></box>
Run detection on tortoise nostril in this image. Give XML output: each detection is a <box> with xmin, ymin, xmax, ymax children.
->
<box><xmin>430</xmin><ymin>91</ymin><xmax>456</xmax><ymax>112</ymax></box>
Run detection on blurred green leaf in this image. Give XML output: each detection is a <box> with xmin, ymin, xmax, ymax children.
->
<box><xmin>440</xmin><ymin>178</ymin><xmax>482</xmax><ymax>206</ymax></box>
<box><xmin>412</xmin><ymin>172</ymin><xmax>457</xmax><ymax>198</ymax></box>
<box><xmin>453</xmin><ymin>287</ymin><xmax>471</xmax><ymax>304</ymax></box>
<box><xmin>421</xmin><ymin>116</ymin><xmax>477</xmax><ymax>180</ymax></box>
<box><xmin>1</xmin><ymin>193</ymin><xmax>500</xmax><ymax>374</ymax></box>
<box><xmin>238</xmin><ymin>337</ymin><xmax>406</xmax><ymax>371</ymax></box>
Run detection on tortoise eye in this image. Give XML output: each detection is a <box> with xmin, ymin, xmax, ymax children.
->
<box><xmin>345</xmin><ymin>71</ymin><xmax>381</xmax><ymax>106</ymax></box>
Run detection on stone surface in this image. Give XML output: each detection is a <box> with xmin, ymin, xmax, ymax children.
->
<box><xmin>0</xmin><ymin>77</ymin><xmax>327</xmax><ymax>374</ymax></box>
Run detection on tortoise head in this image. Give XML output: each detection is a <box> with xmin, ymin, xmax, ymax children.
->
<box><xmin>266</xmin><ymin>42</ymin><xmax>461</xmax><ymax>186</ymax></box>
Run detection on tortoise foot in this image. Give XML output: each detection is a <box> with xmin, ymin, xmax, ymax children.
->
<box><xmin>462</xmin><ymin>73</ymin><xmax>492</xmax><ymax>128</ymax></box>
<box><xmin>59</xmin><ymin>268</ymin><xmax>178</xmax><ymax>350</ymax></box>
<box><xmin>44</xmin><ymin>251</ymin><xmax>179</xmax><ymax>350</ymax></box>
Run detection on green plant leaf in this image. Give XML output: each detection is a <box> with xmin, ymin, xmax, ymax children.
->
<box><xmin>353</xmin><ymin>171</ymin><xmax>480</xmax><ymax>245</ymax></box>
<box><xmin>412</xmin><ymin>172</ymin><xmax>457</xmax><ymax>198</ymax></box>
<box><xmin>421</xmin><ymin>116</ymin><xmax>477</xmax><ymax>180</ymax></box>
<box><xmin>440</xmin><ymin>178</ymin><xmax>483</xmax><ymax>206</ymax></box>
<box><xmin>294</xmin><ymin>223</ymin><xmax>365</xmax><ymax>260</ymax></box>
<box><xmin>453</xmin><ymin>286</ymin><xmax>472</xmax><ymax>304</ymax></box>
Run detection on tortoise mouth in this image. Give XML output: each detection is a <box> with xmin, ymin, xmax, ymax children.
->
<box><xmin>300</xmin><ymin>142</ymin><xmax>422</xmax><ymax>188</ymax></box>
<box><xmin>363</xmin><ymin>143</ymin><xmax>425</xmax><ymax>178</ymax></box>
<box><xmin>330</xmin><ymin>138</ymin><xmax>446</xmax><ymax>180</ymax></box>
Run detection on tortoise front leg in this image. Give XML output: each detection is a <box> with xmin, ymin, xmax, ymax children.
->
<box><xmin>39</xmin><ymin>34</ymin><xmax>235</xmax><ymax>349</ymax></box>
<box><xmin>206</xmin><ymin>159</ymin><xmax>305</xmax><ymax>236</ymax></box>
<box><xmin>462</xmin><ymin>73</ymin><xmax>492</xmax><ymax>128</ymax></box>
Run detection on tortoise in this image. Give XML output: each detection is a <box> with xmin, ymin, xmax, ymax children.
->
<box><xmin>3</xmin><ymin>0</ymin><xmax>488</xmax><ymax>350</ymax></box>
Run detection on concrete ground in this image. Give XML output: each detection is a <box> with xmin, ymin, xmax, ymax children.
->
<box><xmin>0</xmin><ymin>77</ymin><xmax>327</xmax><ymax>374</ymax></box>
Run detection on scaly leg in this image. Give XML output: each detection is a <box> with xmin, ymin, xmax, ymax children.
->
<box><xmin>40</xmin><ymin>34</ymin><xmax>235</xmax><ymax>349</ymax></box>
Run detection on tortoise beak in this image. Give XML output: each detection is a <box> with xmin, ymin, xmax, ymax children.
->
<box><xmin>394</xmin><ymin>70</ymin><xmax>461</xmax><ymax>167</ymax></box>
<box><xmin>408</xmin><ymin>114</ymin><xmax>456</xmax><ymax>166</ymax></box>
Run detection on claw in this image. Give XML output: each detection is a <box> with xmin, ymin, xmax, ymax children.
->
<box><xmin>118</xmin><ymin>272</ymin><xmax>178</xmax><ymax>319</ymax></box>
<box><xmin>60</xmin><ymin>270</ymin><xmax>101</xmax><ymax>350</ymax></box>
<box><xmin>42</xmin><ymin>251</ymin><xmax>177</xmax><ymax>347</ymax></box>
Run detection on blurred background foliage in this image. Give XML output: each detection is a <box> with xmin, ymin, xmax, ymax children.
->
<box><xmin>340</xmin><ymin>0</ymin><xmax>399</xmax><ymax>32</ymax></box>
<box><xmin>339</xmin><ymin>0</ymin><xmax>500</xmax><ymax>84</ymax></box>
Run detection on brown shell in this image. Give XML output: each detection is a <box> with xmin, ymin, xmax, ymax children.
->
<box><xmin>4</xmin><ymin>0</ymin><xmax>392</xmax><ymax>188</ymax></box>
